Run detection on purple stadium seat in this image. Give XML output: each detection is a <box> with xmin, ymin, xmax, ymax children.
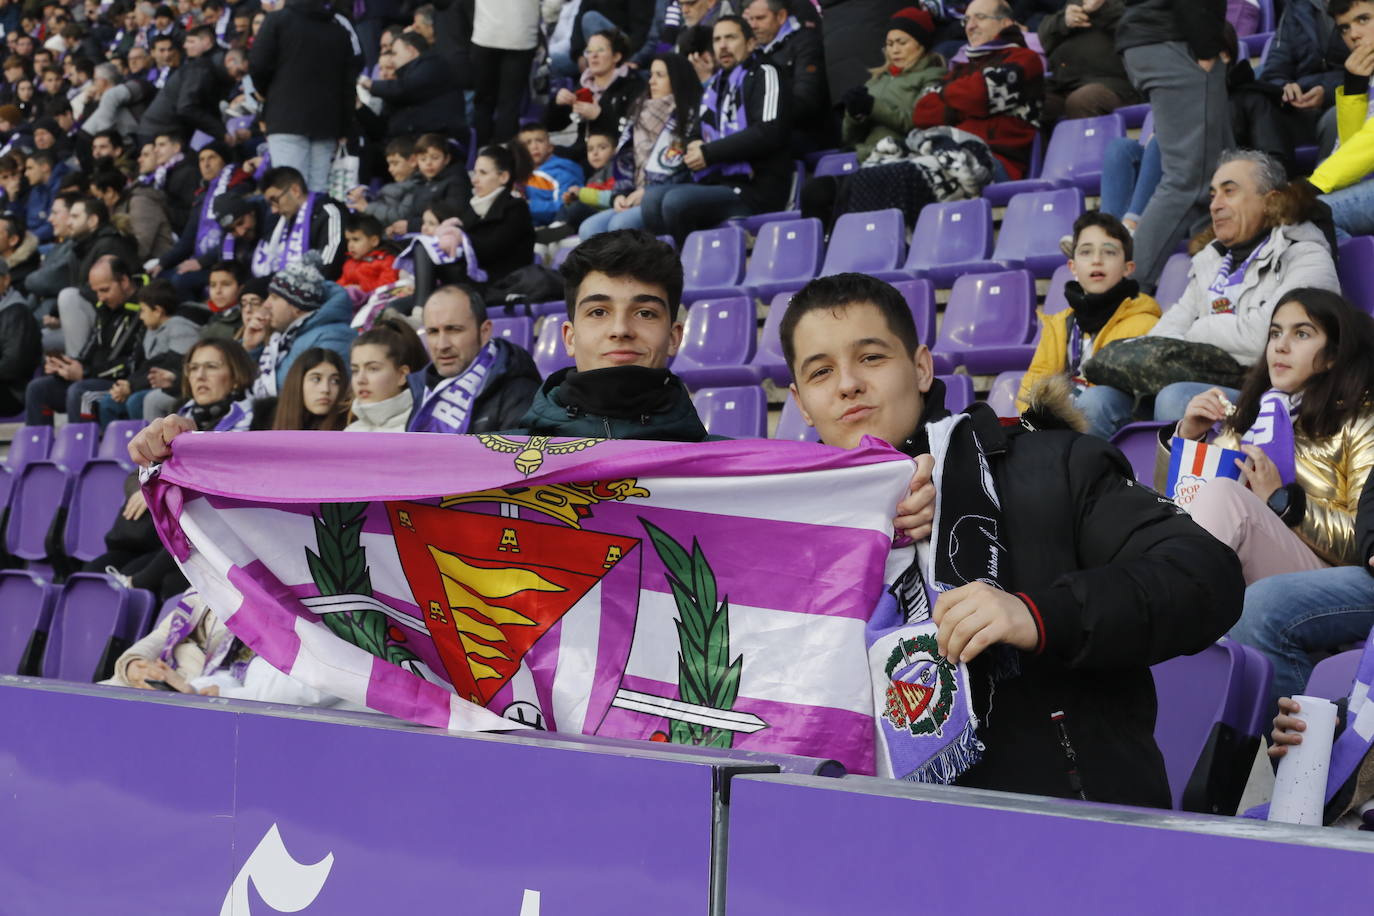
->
<box><xmin>982</xmin><ymin>132</ymin><xmax>1044</xmax><ymax>206</ymax></box>
<box><xmin>1043</xmin><ymin>263</ymin><xmax>1073</xmax><ymax>315</ymax></box>
<box><xmin>1108</xmin><ymin>421</ymin><xmax>1169</xmax><ymax>484</ymax></box>
<box><xmin>551</xmin><ymin>245</ymin><xmax>574</xmax><ymax>269</ymax></box>
<box><xmin>774</xmin><ymin>397</ymin><xmax>821</xmax><ymax>442</ymax></box>
<box><xmin>694</xmin><ymin>386</ymin><xmax>767</xmax><ymax>438</ymax></box>
<box><xmin>1339</xmin><ymin>237</ymin><xmax>1374</xmax><ymax>316</ymax></box>
<box><xmin>63</xmin><ymin>460</ymin><xmax>133</xmax><ymax>563</ymax></box>
<box><xmin>740</xmin><ymin>218</ymin><xmax>824</xmax><ymax>301</ymax></box>
<box><xmin>156</xmin><ymin>594</ymin><xmax>182</xmax><ymax>627</ymax></box>
<box><xmin>99</xmin><ymin>420</ymin><xmax>147</xmax><ymax>471</ymax></box>
<box><xmin>1152</xmin><ymin>640</ymin><xmax>1253</xmax><ymax>813</ymax></box>
<box><xmin>1115</xmin><ymin>102</ymin><xmax>1150</xmax><ymax>129</ymax></box>
<box><xmin>1139</xmin><ymin>108</ymin><xmax>1154</xmax><ymax>143</ymax></box>
<box><xmin>748</xmin><ymin>291</ymin><xmax>798</xmax><ymax>386</ymax></box>
<box><xmin>0</xmin><ymin>569</ymin><xmax>55</xmax><ymax>676</ymax></box>
<box><xmin>127</xmin><ymin>588</ymin><xmax>157</xmax><ymax>640</ymax></box>
<box><xmin>903</xmin><ymin>198</ymin><xmax>995</xmax><ymax>286</ymax></box>
<box><xmin>821</xmin><ymin>208</ymin><xmax>906</xmax><ymax>277</ymax></box>
<box><xmin>989</xmin><ymin>188</ymin><xmax>1085</xmax><ymax>277</ymax></box>
<box><xmin>931</xmin><ymin>270</ymin><xmax>1037</xmax><ymax>374</ymax></box>
<box><xmin>813</xmin><ymin>151</ymin><xmax>859</xmax><ymax>178</ymax></box>
<box><xmin>729</xmin><ymin>162</ymin><xmax>806</xmax><ymax>234</ymax></box>
<box><xmin>1306</xmin><ymin>649</ymin><xmax>1362</xmax><ymax>700</ymax></box>
<box><xmin>6</xmin><ymin>423</ymin><xmax>101</xmax><ymax>564</ymax></box>
<box><xmin>532</xmin><ymin>317</ymin><xmax>575</xmax><ymax>378</ymax></box>
<box><xmin>671</xmin><ymin>297</ymin><xmax>758</xmax><ymax>390</ymax></box>
<box><xmin>0</xmin><ymin>425</ymin><xmax>53</xmax><ymax>510</ymax></box>
<box><xmin>490</xmin><ymin>300</ymin><xmax>566</xmax><ymax>319</ymax></box>
<box><xmin>982</xmin><ymin>115</ymin><xmax>1125</xmax><ymax>197</ymax></box>
<box><xmin>1236</xmin><ymin>643</ymin><xmax>1276</xmax><ymax>740</ymax></box>
<box><xmin>1154</xmin><ymin>251</ymin><xmax>1194</xmax><ymax>313</ymax></box>
<box><xmin>940</xmin><ymin>375</ymin><xmax>975</xmax><ymax>412</ymax></box>
<box><xmin>45</xmin><ymin>573</ymin><xmax>135</xmax><ymax>681</ymax></box>
<box><xmin>489</xmin><ymin>316</ymin><xmax>534</xmax><ymax>352</ymax></box>
<box><xmin>680</xmin><ymin>225</ymin><xmax>748</xmax><ymax>303</ymax></box>
<box><xmin>48</xmin><ymin>422</ymin><xmax>99</xmax><ymax>473</ymax></box>
<box><xmin>987</xmin><ymin>371</ymin><xmax>1025</xmax><ymax>416</ymax></box>
<box><xmin>891</xmin><ymin>279</ymin><xmax>936</xmax><ymax>348</ymax></box>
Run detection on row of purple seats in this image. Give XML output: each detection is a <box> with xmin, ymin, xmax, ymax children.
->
<box><xmin>983</xmin><ymin>113</ymin><xmax>1126</xmax><ymax>202</ymax></box>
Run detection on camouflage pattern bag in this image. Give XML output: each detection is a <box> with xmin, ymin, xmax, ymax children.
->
<box><xmin>1081</xmin><ymin>336</ymin><xmax>1248</xmax><ymax>398</ymax></box>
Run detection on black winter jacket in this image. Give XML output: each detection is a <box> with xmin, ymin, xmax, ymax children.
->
<box><xmin>457</xmin><ymin>189</ymin><xmax>536</xmax><ymax>285</ymax></box>
<box><xmin>78</xmin><ymin>301</ymin><xmax>144</xmax><ymax>381</ymax></box>
<box><xmin>759</xmin><ymin>22</ymin><xmax>830</xmax><ymax>127</ymax></box>
<box><xmin>516</xmin><ymin>366</ymin><xmax>711</xmax><ymax>442</ymax></box>
<box><xmin>547</xmin><ymin>71</ymin><xmax>646</xmax><ymax>154</ymax></box>
<box><xmin>73</xmin><ymin>225</ymin><xmax>140</xmax><ymax>300</ymax></box>
<box><xmin>1038</xmin><ymin>0</ymin><xmax>1138</xmax><ymax>100</ymax></box>
<box><xmin>1116</xmin><ymin>0</ymin><xmax>1227</xmax><ymax>61</ymax></box>
<box><xmin>371</xmin><ymin>52</ymin><xmax>468</xmax><ymax>139</ymax></box>
<box><xmin>405</xmin><ymin>339</ymin><xmax>541</xmax><ymax>434</ymax></box>
<box><xmin>0</xmin><ymin>289</ymin><xmax>38</xmax><ymax>408</ymax></box>
<box><xmin>260</xmin><ymin>194</ymin><xmax>348</xmax><ymax>280</ymax></box>
<box><xmin>406</xmin><ymin>160</ymin><xmax>473</xmax><ymax>233</ymax></box>
<box><xmin>249</xmin><ymin>0</ymin><xmax>359</xmax><ymax>139</ymax></box>
<box><xmin>694</xmin><ymin>60</ymin><xmax>793</xmax><ymax>215</ymax></box>
<box><xmin>138</xmin><ymin>50</ymin><xmax>236</xmax><ymax>145</ymax></box>
<box><xmin>909</xmin><ymin>382</ymin><xmax>1244</xmax><ymax>807</ymax></box>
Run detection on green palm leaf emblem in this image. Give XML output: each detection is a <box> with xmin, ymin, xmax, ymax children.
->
<box><xmin>640</xmin><ymin>519</ymin><xmax>742</xmax><ymax>748</ymax></box>
<box><xmin>306</xmin><ymin>502</ymin><xmax>419</xmax><ymax>669</ymax></box>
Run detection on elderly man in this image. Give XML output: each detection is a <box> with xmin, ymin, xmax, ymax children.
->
<box><xmin>1076</xmin><ymin>148</ymin><xmax>1341</xmax><ymax>437</ymax></box>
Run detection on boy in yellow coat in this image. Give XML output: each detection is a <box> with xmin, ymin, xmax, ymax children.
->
<box><xmin>1017</xmin><ymin>211</ymin><xmax>1160</xmax><ymax>437</ymax></box>
<box><xmin>1307</xmin><ymin>0</ymin><xmax>1374</xmax><ymax>236</ymax></box>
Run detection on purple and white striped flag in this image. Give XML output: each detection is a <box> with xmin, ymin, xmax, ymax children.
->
<box><xmin>144</xmin><ymin>432</ymin><xmax>915</xmax><ymax>774</ymax></box>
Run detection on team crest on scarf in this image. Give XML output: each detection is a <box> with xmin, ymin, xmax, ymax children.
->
<box><xmin>882</xmin><ymin>633</ymin><xmax>957</xmax><ymax>738</ymax></box>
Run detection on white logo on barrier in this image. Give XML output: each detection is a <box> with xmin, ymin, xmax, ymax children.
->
<box><xmin>220</xmin><ymin>823</ymin><xmax>334</xmax><ymax>915</ymax></box>
<box><xmin>520</xmin><ymin>890</ymin><xmax>542</xmax><ymax>915</ymax></box>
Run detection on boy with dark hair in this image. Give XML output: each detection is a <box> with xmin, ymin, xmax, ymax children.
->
<box><xmin>518</xmin><ymin>122</ymin><xmax>585</xmax><ymax>227</ymax></box>
<box><xmin>1307</xmin><ymin>0</ymin><xmax>1374</xmax><ymax>237</ymax></box>
<box><xmin>1018</xmin><ymin>210</ymin><xmax>1161</xmax><ymax>434</ymax></box>
<box><xmin>340</xmin><ymin>212</ymin><xmax>398</xmax><ymax>294</ymax></box>
<box><xmin>780</xmin><ymin>270</ymin><xmax>1243</xmax><ymax>806</ymax></box>
<box><xmin>394</xmin><ymin>133</ymin><xmax>470</xmax><ymax>237</ymax></box>
<box><xmin>96</xmin><ymin>276</ymin><xmax>201</xmax><ymax>424</ymax></box>
<box><xmin>348</xmin><ymin>136</ymin><xmax>421</xmax><ymax>228</ymax></box>
<box><xmin>200</xmin><ymin>259</ymin><xmax>248</xmax><ymax>340</ymax></box>
<box><xmin>558</xmin><ymin>129</ymin><xmax>618</xmax><ymax>230</ymax></box>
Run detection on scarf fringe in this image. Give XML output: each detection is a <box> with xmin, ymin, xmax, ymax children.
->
<box><xmin>903</xmin><ymin>717</ymin><xmax>985</xmax><ymax>785</ymax></box>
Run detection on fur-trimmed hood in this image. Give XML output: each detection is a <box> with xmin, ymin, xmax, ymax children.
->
<box><xmin>1018</xmin><ymin>375</ymin><xmax>1090</xmax><ymax>434</ymax></box>
<box><xmin>5</xmin><ymin>230</ymin><xmax>37</xmax><ymax>268</ymax></box>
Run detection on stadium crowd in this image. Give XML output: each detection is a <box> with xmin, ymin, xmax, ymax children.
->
<box><xmin>0</xmin><ymin>0</ymin><xmax>1365</xmax><ymax>822</ymax></box>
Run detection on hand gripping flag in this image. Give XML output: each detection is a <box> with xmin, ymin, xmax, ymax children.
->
<box><xmin>142</xmin><ymin>431</ymin><xmax>915</xmax><ymax>774</ymax></box>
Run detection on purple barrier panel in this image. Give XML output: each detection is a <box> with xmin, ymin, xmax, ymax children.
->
<box><xmin>725</xmin><ymin>774</ymin><xmax>1374</xmax><ymax>915</ymax></box>
<box><xmin>0</xmin><ymin>679</ymin><xmax>237</xmax><ymax>914</ymax></box>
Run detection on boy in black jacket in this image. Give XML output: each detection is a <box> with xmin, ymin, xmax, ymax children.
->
<box><xmin>781</xmin><ymin>271</ymin><xmax>1244</xmax><ymax>807</ymax></box>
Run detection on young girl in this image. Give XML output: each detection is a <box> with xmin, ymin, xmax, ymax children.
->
<box><xmin>268</xmin><ymin>347</ymin><xmax>350</xmax><ymax>431</ymax></box>
<box><xmin>346</xmin><ymin>318</ymin><xmax>425</xmax><ymax>432</ymax></box>
<box><xmin>1162</xmin><ymin>288</ymin><xmax>1374</xmax><ymax>584</ymax></box>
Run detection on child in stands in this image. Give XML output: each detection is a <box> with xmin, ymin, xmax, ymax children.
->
<box><xmin>558</xmin><ymin>129</ymin><xmax>618</xmax><ymax>230</ymax></box>
<box><xmin>340</xmin><ymin>213</ymin><xmax>399</xmax><ymax>294</ymax></box>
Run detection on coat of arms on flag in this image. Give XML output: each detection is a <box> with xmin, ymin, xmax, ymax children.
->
<box><xmin>144</xmin><ymin>431</ymin><xmax>919</xmax><ymax>774</ymax></box>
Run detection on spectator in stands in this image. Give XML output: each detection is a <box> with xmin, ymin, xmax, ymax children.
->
<box><xmin>548</xmin><ymin>28</ymin><xmax>645</xmax><ymax>159</ymax></box>
<box><xmin>742</xmin><ymin>0</ymin><xmax>832</xmax><ymax>155</ymax></box>
<box><xmin>237</xmin><ymin>277</ymin><xmax>272</xmax><ymax>352</ymax></box>
<box><xmin>90</xmin><ymin>167</ymin><xmax>174</xmax><ymax>263</ymax></box>
<box><xmin>95</xmin><ymin>277</ymin><xmax>200</xmax><ymax>426</ymax></box>
<box><xmin>0</xmin><ymin>210</ymin><xmax>40</xmax><ymax>290</ymax></box>
<box><xmin>147</xmin><ymin>129</ymin><xmax>201</xmax><ymax>231</ymax></box>
<box><xmin>199</xmin><ymin>259</ymin><xmax>248</xmax><ymax>339</ymax></box>
<box><xmin>779</xmin><ymin>270</ymin><xmax>1243</xmax><ymax>806</ymax></box>
<box><xmin>1117</xmin><ymin>0</ymin><xmax>1233</xmax><ymax>288</ymax></box>
<box><xmin>56</xmin><ymin>197</ymin><xmax>140</xmax><ymax>355</ymax></box>
<box><xmin>25</xmin><ymin>192</ymin><xmax>81</xmax><ymax>346</ymax></box>
<box><xmin>249</xmin><ymin>0</ymin><xmax>359</xmax><ymax>192</ymax></box>
<box><xmin>359</xmin><ymin>31</ymin><xmax>466</xmax><ymax>142</ymax></box>
<box><xmin>519</xmin><ymin>122</ymin><xmax>585</xmax><ymax>228</ymax></box>
<box><xmin>1307</xmin><ymin>0</ymin><xmax>1374</xmax><ymax>239</ymax></box>
<box><xmin>147</xmin><ymin>33</ymin><xmax>180</xmax><ymax>89</ymax></box>
<box><xmin>251</xmin><ymin>252</ymin><xmax>354</xmax><ymax>399</ymax></box>
<box><xmin>74</xmin><ymin>63</ymin><xmax>143</xmax><ymax>141</ymax></box>
<box><xmin>640</xmin><ymin>16</ymin><xmax>789</xmax><ymax>244</ymax></box>
<box><xmin>346</xmin><ymin>317</ymin><xmax>423</xmax><ymax>431</ymax></box>
<box><xmin>212</xmin><ymin>193</ymin><xmax>269</xmax><ymax>278</ymax></box>
<box><xmin>349</xmin><ymin>137</ymin><xmax>421</xmax><ymax>229</ymax></box>
<box><xmin>469</xmin><ymin>0</ymin><xmax>540</xmax><ymax>148</ymax></box>
<box><xmin>1245</xmin><ymin>470</ymin><xmax>1374</xmax><ymax>713</ymax></box>
<box><xmin>1019</xmin><ymin>212</ymin><xmax>1160</xmax><ymax>435</ymax></box>
<box><xmin>24</xmin><ymin>148</ymin><xmax>68</xmax><ymax>244</ymax></box>
<box><xmin>575</xmin><ymin>52</ymin><xmax>701</xmax><ymax>239</ymax></box>
<box><xmin>104</xmin><ymin>587</ymin><xmax>255</xmax><ymax>694</ymax></box>
<box><xmin>1038</xmin><ymin>0</ymin><xmax>1140</xmax><ymax>125</ymax></box>
<box><xmin>138</xmin><ymin>26</ymin><xmax>246</xmax><ymax>147</ymax></box>
<box><xmin>405</xmin><ymin>284</ymin><xmax>541</xmax><ymax>434</ymax></box>
<box><xmin>340</xmin><ymin>213</ymin><xmax>398</xmax><ymax>294</ymax></box>
<box><xmin>1100</xmin><ymin>133</ymin><xmax>1162</xmax><ymax>235</ymax></box>
<box><xmin>25</xmin><ymin>254</ymin><xmax>142</xmax><ymax>425</ymax></box>
<box><xmin>266</xmin><ymin>346</ymin><xmax>351</xmax><ymax>430</ymax></box>
<box><xmin>557</xmin><ymin>129</ymin><xmax>619</xmax><ymax>230</ymax></box>
<box><xmin>153</xmin><ymin>141</ymin><xmax>250</xmax><ymax>298</ymax></box>
<box><xmin>660</xmin><ymin>0</ymin><xmax>736</xmax><ymax>52</ymax></box>
<box><xmin>256</xmin><ymin>166</ymin><xmax>348</xmax><ymax>280</ymax></box>
<box><xmin>520</xmin><ymin>229</ymin><xmax>710</xmax><ymax>441</ymax></box>
<box><xmin>570</xmin><ymin>0</ymin><xmax>654</xmax><ymax>66</ymax></box>
<box><xmin>393</xmin><ymin>133</ymin><xmax>469</xmax><ymax>237</ymax></box>
<box><xmin>0</xmin><ymin>259</ymin><xmax>38</xmax><ymax>416</ymax></box>
<box><xmin>1163</xmin><ymin>288</ymin><xmax>1374</xmax><ymax>590</ymax></box>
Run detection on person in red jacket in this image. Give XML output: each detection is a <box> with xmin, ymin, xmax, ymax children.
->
<box><xmin>339</xmin><ymin>213</ymin><xmax>399</xmax><ymax>295</ymax></box>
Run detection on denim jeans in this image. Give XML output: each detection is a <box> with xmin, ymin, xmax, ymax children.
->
<box><xmin>1074</xmin><ymin>384</ymin><xmax>1136</xmax><ymax>439</ymax></box>
<box><xmin>266</xmin><ymin>134</ymin><xmax>336</xmax><ymax>193</ymax></box>
<box><xmin>1154</xmin><ymin>382</ymin><xmax>1241</xmax><ymax>423</ymax></box>
<box><xmin>578</xmin><ymin>204</ymin><xmax>647</xmax><ymax>238</ymax></box>
<box><xmin>640</xmin><ymin>183</ymin><xmax>750</xmax><ymax>244</ymax></box>
<box><xmin>1319</xmin><ymin>178</ymin><xmax>1374</xmax><ymax>242</ymax></box>
<box><xmin>1100</xmin><ymin>136</ymin><xmax>1163</xmax><ymax>223</ymax></box>
<box><xmin>94</xmin><ymin>388</ymin><xmax>152</xmax><ymax>431</ymax></box>
<box><xmin>24</xmin><ymin>375</ymin><xmax>114</xmax><ymax>425</ymax></box>
<box><xmin>1231</xmin><ymin>565</ymin><xmax>1374</xmax><ymax>709</ymax></box>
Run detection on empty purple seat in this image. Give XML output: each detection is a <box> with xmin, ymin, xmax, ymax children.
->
<box><xmin>940</xmin><ymin>374</ymin><xmax>975</xmax><ymax>412</ymax></box>
<box><xmin>774</xmin><ymin>396</ymin><xmax>820</xmax><ymax>442</ymax></box>
<box><xmin>1043</xmin><ymin>263</ymin><xmax>1073</xmax><ymax>315</ymax></box>
<box><xmin>6</xmin><ymin>423</ymin><xmax>101</xmax><ymax>564</ymax></box>
<box><xmin>982</xmin><ymin>132</ymin><xmax>1044</xmax><ymax>206</ymax></box>
<box><xmin>99</xmin><ymin>420</ymin><xmax>147</xmax><ymax>471</ymax></box>
<box><xmin>891</xmin><ymin>279</ymin><xmax>936</xmax><ymax>348</ymax></box>
<box><xmin>987</xmin><ymin>371</ymin><xmax>1025</xmax><ymax>416</ymax></box>
<box><xmin>931</xmin><ymin>270</ymin><xmax>1037</xmax><ymax>374</ymax></box>
<box><xmin>988</xmin><ymin>188</ymin><xmax>1085</xmax><ymax>277</ymax></box>
<box><xmin>694</xmin><ymin>386</ymin><xmax>767</xmax><ymax>438</ymax></box>
<box><xmin>1154</xmin><ymin>251</ymin><xmax>1194</xmax><ymax>313</ymax></box>
<box><xmin>127</xmin><ymin>588</ymin><xmax>158</xmax><ymax>640</ymax></box>
<box><xmin>0</xmin><ymin>569</ymin><xmax>55</xmax><ymax>676</ymax></box>
<box><xmin>1339</xmin><ymin>236</ymin><xmax>1374</xmax><ymax>317</ymax></box>
<box><xmin>1115</xmin><ymin>102</ymin><xmax>1150</xmax><ymax>129</ymax></box>
<box><xmin>63</xmin><ymin>460</ymin><xmax>133</xmax><ymax>563</ymax></box>
<box><xmin>992</xmin><ymin>115</ymin><xmax>1126</xmax><ymax>198</ymax></box>
<box><xmin>821</xmin><ymin>208</ymin><xmax>906</xmax><ymax>277</ymax></box>
<box><xmin>532</xmin><ymin>317</ymin><xmax>575</xmax><ymax>378</ymax></box>
<box><xmin>1108</xmin><ymin>421</ymin><xmax>1170</xmax><ymax>484</ymax></box>
<box><xmin>741</xmin><ymin>218</ymin><xmax>824</xmax><ymax>301</ymax></box>
<box><xmin>46</xmin><ymin>573</ymin><xmax>135</xmax><ymax>682</ymax></box>
<box><xmin>680</xmin><ymin>225</ymin><xmax>748</xmax><ymax>303</ymax></box>
<box><xmin>748</xmin><ymin>291</ymin><xmax>798</xmax><ymax>386</ymax></box>
<box><xmin>813</xmin><ymin>151</ymin><xmax>858</xmax><ymax>178</ymax></box>
<box><xmin>0</xmin><ymin>425</ymin><xmax>53</xmax><ymax>509</ymax></box>
<box><xmin>671</xmin><ymin>297</ymin><xmax>758</xmax><ymax>390</ymax></box>
<box><xmin>489</xmin><ymin>316</ymin><xmax>534</xmax><ymax>352</ymax></box>
<box><xmin>903</xmin><ymin>198</ymin><xmax>995</xmax><ymax>286</ymax></box>
<box><xmin>48</xmin><ymin>422</ymin><xmax>99</xmax><ymax>474</ymax></box>
<box><xmin>1305</xmin><ymin>648</ymin><xmax>1362</xmax><ymax>700</ymax></box>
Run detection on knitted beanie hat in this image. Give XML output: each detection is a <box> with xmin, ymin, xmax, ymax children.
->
<box><xmin>268</xmin><ymin>251</ymin><xmax>328</xmax><ymax>311</ymax></box>
<box><xmin>889</xmin><ymin>7</ymin><xmax>935</xmax><ymax>47</ymax></box>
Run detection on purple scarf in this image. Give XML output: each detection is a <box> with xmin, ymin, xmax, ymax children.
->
<box><xmin>262</xmin><ymin>193</ymin><xmax>317</xmax><ymax>275</ymax></box>
<box><xmin>695</xmin><ymin>65</ymin><xmax>753</xmax><ymax>182</ymax></box>
<box><xmin>193</xmin><ymin>168</ymin><xmax>233</xmax><ymax>259</ymax></box>
<box><xmin>158</xmin><ymin>596</ymin><xmax>250</xmax><ymax>679</ymax></box>
<box><xmin>1237</xmin><ymin>388</ymin><xmax>1298</xmax><ymax>487</ymax></box>
<box><xmin>407</xmin><ymin>341</ymin><xmax>503</xmax><ymax>434</ymax></box>
<box><xmin>1207</xmin><ymin>238</ymin><xmax>1269</xmax><ymax>315</ymax></box>
<box><xmin>139</xmin><ymin>151</ymin><xmax>183</xmax><ymax>190</ymax></box>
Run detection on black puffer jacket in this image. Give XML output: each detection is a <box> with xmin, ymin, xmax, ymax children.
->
<box><xmin>0</xmin><ymin>289</ymin><xmax>38</xmax><ymax>410</ymax></box>
<box><xmin>907</xmin><ymin>381</ymin><xmax>1244</xmax><ymax>807</ymax></box>
<box><xmin>547</xmin><ymin>70</ymin><xmax>646</xmax><ymax>153</ymax></box>
<box><xmin>370</xmin><ymin>51</ymin><xmax>468</xmax><ymax>139</ymax></box>
<box><xmin>249</xmin><ymin>0</ymin><xmax>359</xmax><ymax>139</ymax></box>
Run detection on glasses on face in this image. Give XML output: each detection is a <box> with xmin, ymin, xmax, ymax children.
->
<box><xmin>967</xmin><ymin>12</ymin><xmax>1006</xmax><ymax>21</ymax></box>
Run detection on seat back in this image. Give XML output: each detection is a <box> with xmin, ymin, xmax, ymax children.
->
<box><xmin>680</xmin><ymin>225</ymin><xmax>746</xmax><ymax>291</ymax></box>
<box><xmin>991</xmin><ymin>189</ymin><xmax>1084</xmax><ymax>269</ymax></box>
<box><xmin>1151</xmin><ymin>641</ymin><xmax>1251</xmax><ymax>813</ymax></box>
<box><xmin>774</xmin><ymin>396</ymin><xmax>820</xmax><ymax>442</ymax></box>
<box><xmin>672</xmin><ymin>298</ymin><xmax>757</xmax><ymax>375</ymax></box>
<box><xmin>98</xmin><ymin>420</ymin><xmax>147</xmax><ymax>469</ymax></box>
<box><xmin>1042</xmin><ymin>263</ymin><xmax>1073</xmax><ymax>316</ymax></box>
<box><xmin>63</xmin><ymin>459</ymin><xmax>133</xmax><ymax>562</ymax></box>
<box><xmin>742</xmin><ymin>218</ymin><xmax>824</xmax><ymax>290</ymax></box>
<box><xmin>5</xmin><ymin>426</ymin><xmax>53</xmax><ymax>473</ymax></box>
<box><xmin>940</xmin><ymin>375</ymin><xmax>975</xmax><ymax>412</ymax></box>
<box><xmin>50</xmin><ymin>422</ymin><xmax>99</xmax><ymax>473</ymax></box>
<box><xmin>935</xmin><ymin>271</ymin><xmax>1037</xmax><ymax>352</ymax></box>
<box><xmin>1305</xmin><ymin>648</ymin><xmax>1363</xmax><ymax>700</ymax></box>
<box><xmin>5</xmin><ymin>462</ymin><xmax>73</xmax><ymax>561</ymax></box>
<box><xmin>751</xmin><ymin>291</ymin><xmax>798</xmax><ymax>386</ymax></box>
<box><xmin>0</xmin><ymin>570</ymin><xmax>55</xmax><ymax>676</ymax></box>
<box><xmin>532</xmin><ymin>317</ymin><xmax>575</xmax><ymax>378</ymax></box>
<box><xmin>489</xmin><ymin>316</ymin><xmax>534</xmax><ymax>352</ymax></box>
<box><xmin>821</xmin><ymin>208</ymin><xmax>905</xmax><ymax>276</ymax></box>
<box><xmin>890</xmin><ymin>279</ymin><xmax>936</xmax><ymax>348</ymax></box>
<box><xmin>1236</xmin><ymin>642</ymin><xmax>1276</xmax><ymax>739</ymax></box>
<box><xmin>904</xmin><ymin>199</ymin><xmax>993</xmax><ymax>273</ymax></box>
<box><xmin>813</xmin><ymin>151</ymin><xmax>858</xmax><ymax>178</ymax></box>
<box><xmin>694</xmin><ymin>386</ymin><xmax>767</xmax><ymax>438</ymax></box>
<box><xmin>987</xmin><ymin>371</ymin><xmax>1025</xmax><ymax>416</ymax></box>
<box><xmin>1154</xmin><ymin>251</ymin><xmax>1194</xmax><ymax>313</ymax></box>
<box><xmin>1339</xmin><ymin>236</ymin><xmax>1374</xmax><ymax>316</ymax></box>
<box><xmin>1039</xmin><ymin>114</ymin><xmax>1125</xmax><ymax>188</ymax></box>
<box><xmin>47</xmin><ymin>573</ymin><xmax>133</xmax><ymax>681</ymax></box>
<box><xmin>1108</xmin><ymin>421</ymin><xmax>1170</xmax><ymax>484</ymax></box>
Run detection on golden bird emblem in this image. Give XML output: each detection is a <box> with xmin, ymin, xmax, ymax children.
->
<box><xmin>475</xmin><ymin>435</ymin><xmax>606</xmax><ymax>476</ymax></box>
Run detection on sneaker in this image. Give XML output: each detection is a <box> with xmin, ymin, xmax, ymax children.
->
<box><xmin>104</xmin><ymin>565</ymin><xmax>133</xmax><ymax>588</ymax></box>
